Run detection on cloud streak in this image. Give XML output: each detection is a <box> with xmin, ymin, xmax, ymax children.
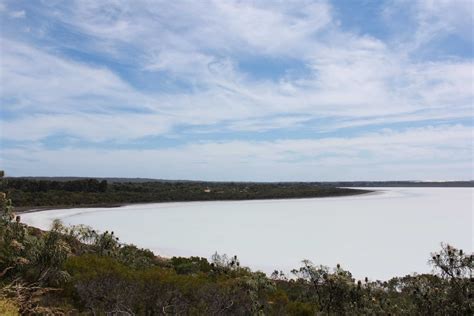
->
<box><xmin>0</xmin><ymin>0</ymin><xmax>472</xmax><ymax>180</ymax></box>
<box><xmin>2</xmin><ymin>125</ymin><xmax>472</xmax><ymax>180</ymax></box>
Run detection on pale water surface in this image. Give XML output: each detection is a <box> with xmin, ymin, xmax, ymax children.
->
<box><xmin>21</xmin><ymin>188</ymin><xmax>473</xmax><ymax>280</ymax></box>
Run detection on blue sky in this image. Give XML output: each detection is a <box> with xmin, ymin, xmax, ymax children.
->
<box><xmin>0</xmin><ymin>0</ymin><xmax>473</xmax><ymax>181</ymax></box>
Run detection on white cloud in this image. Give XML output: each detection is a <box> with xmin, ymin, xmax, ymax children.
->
<box><xmin>0</xmin><ymin>0</ymin><xmax>472</xmax><ymax>179</ymax></box>
<box><xmin>1</xmin><ymin>31</ymin><xmax>472</xmax><ymax>142</ymax></box>
<box><xmin>416</xmin><ymin>0</ymin><xmax>473</xmax><ymax>38</ymax></box>
<box><xmin>383</xmin><ymin>0</ymin><xmax>473</xmax><ymax>53</ymax></box>
<box><xmin>1</xmin><ymin>39</ymin><xmax>149</xmax><ymax>112</ymax></box>
<box><xmin>1</xmin><ymin>113</ymin><xmax>174</xmax><ymax>142</ymax></box>
<box><xmin>49</xmin><ymin>0</ymin><xmax>332</xmax><ymax>57</ymax></box>
<box><xmin>2</xmin><ymin>125</ymin><xmax>472</xmax><ymax>180</ymax></box>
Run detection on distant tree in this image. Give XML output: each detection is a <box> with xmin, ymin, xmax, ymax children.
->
<box><xmin>99</xmin><ymin>180</ymin><xmax>108</xmax><ymax>192</ymax></box>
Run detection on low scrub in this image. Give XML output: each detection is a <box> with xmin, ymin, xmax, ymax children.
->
<box><xmin>1</xmin><ymin>175</ymin><xmax>472</xmax><ymax>314</ymax></box>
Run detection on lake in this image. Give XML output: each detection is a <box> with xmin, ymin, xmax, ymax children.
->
<box><xmin>21</xmin><ymin>187</ymin><xmax>473</xmax><ymax>280</ymax></box>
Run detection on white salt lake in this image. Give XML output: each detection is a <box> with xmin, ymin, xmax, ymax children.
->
<box><xmin>21</xmin><ymin>187</ymin><xmax>473</xmax><ymax>280</ymax></box>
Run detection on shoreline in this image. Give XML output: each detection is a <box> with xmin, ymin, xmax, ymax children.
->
<box><xmin>16</xmin><ymin>188</ymin><xmax>374</xmax><ymax>214</ymax></box>
<box><xmin>18</xmin><ymin>187</ymin><xmax>473</xmax><ymax>281</ymax></box>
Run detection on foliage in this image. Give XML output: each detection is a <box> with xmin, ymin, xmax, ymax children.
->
<box><xmin>428</xmin><ymin>243</ymin><xmax>473</xmax><ymax>314</ymax></box>
<box><xmin>3</xmin><ymin>178</ymin><xmax>107</xmax><ymax>193</ymax></box>
<box><xmin>1</xmin><ymin>171</ymin><xmax>473</xmax><ymax>314</ymax></box>
<box><xmin>4</xmin><ymin>177</ymin><xmax>368</xmax><ymax>208</ymax></box>
<box><xmin>170</xmin><ymin>256</ymin><xmax>213</xmax><ymax>274</ymax></box>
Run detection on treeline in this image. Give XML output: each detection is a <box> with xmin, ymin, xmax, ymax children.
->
<box><xmin>328</xmin><ymin>181</ymin><xmax>474</xmax><ymax>187</ymax></box>
<box><xmin>4</xmin><ymin>178</ymin><xmax>370</xmax><ymax>208</ymax></box>
<box><xmin>0</xmin><ymin>182</ymin><xmax>472</xmax><ymax>314</ymax></box>
<box><xmin>4</xmin><ymin>178</ymin><xmax>108</xmax><ymax>193</ymax></box>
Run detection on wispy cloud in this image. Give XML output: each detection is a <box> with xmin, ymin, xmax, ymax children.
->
<box><xmin>0</xmin><ymin>0</ymin><xmax>472</xmax><ymax>179</ymax></box>
<box><xmin>2</xmin><ymin>125</ymin><xmax>471</xmax><ymax>180</ymax></box>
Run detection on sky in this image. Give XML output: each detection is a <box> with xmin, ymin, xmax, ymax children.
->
<box><xmin>0</xmin><ymin>0</ymin><xmax>473</xmax><ymax>181</ymax></box>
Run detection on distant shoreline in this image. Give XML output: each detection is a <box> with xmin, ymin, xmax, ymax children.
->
<box><xmin>7</xmin><ymin>176</ymin><xmax>473</xmax><ymax>187</ymax></box>
<box><xmin>13</xmin><ymin>184</ymin><xmax>474</xmax><ymax>215</ymax></box>
<box><xmin>16</xmin><ymin>188</ymin><xmax>374</xmax><ymax>214</ymax></box>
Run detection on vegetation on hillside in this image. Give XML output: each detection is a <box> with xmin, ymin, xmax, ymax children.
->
<box><xmin>1</xmin><ymin>173</ymin><xmax>472</xmax><ymax>314</ymax></box>
<box><xmin>3</xmin><ymin>178</ymin><xmax>369</xmax><ymax>209</ymax></box>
